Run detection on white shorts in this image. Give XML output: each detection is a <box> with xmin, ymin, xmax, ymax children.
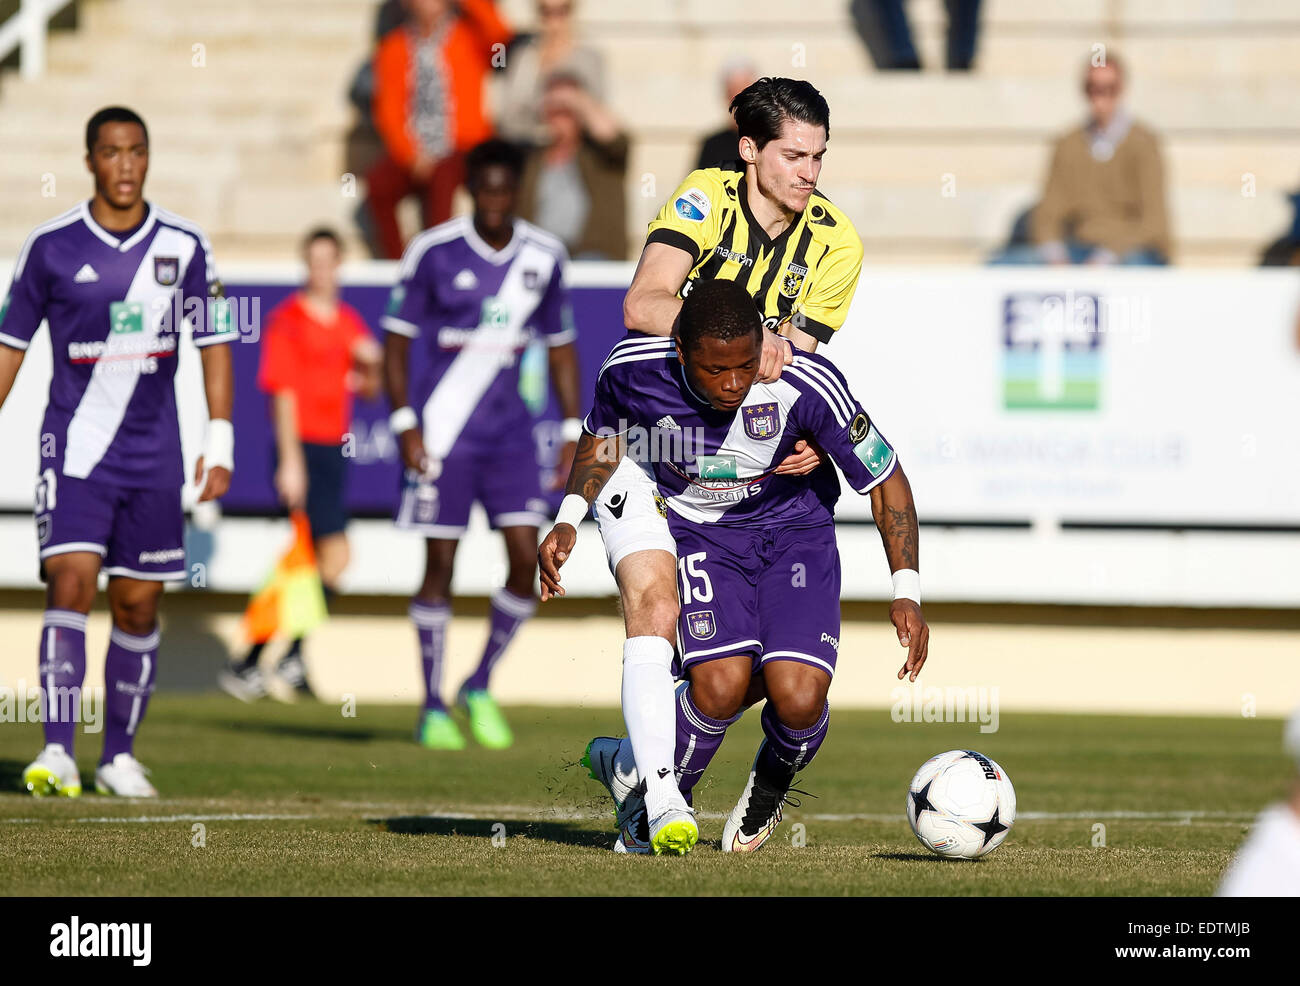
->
<box><xmin>593</xmin><ymin>457</ymin><xmax>677</xmax><ymax>573</ymax></box>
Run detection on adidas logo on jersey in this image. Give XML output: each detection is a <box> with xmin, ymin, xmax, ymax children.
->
<box><xmin>73</xmin><ymin>264</ymin><xmax>99</xmax><ymax>284</ymax></box>
<box><xmin>656</xmin><ymin>416</ymin><xmax>680</xmax><ymax>431</ymax></box>
<box><xmin>452</xmin><ymin>269</ymin><xmax>478</xmax><ymax>290</ymax></box>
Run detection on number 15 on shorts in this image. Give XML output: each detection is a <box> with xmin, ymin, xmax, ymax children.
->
<box><xmin>678</xmin><ymin>552</ymin><xmax>713</xmax><ymax>603</ymax></box>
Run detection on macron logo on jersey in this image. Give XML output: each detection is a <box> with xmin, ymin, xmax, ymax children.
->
<box><xmin>73</xmin><ymin>264</ymin><xmax>99</xmax><ymax>284</ymax></box>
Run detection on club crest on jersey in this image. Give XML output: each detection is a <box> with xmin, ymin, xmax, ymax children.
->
<box><xmin>686</xmin><ymin>610</ymin><xmax>716</xmax><ymax>641</ymax></box>
<box><xmin>781</xmin><ymin>264</ymin><xmax>807</xmax><ymax>298</ymax></box>
<box><xmin>153</xmin><ymin>256</ymin><xmax>179</xmax><ymax>286</ymax></box>
<box><xmin>653</xmin><ymin>492</ymin><xmax>668</xmax><ymax>518</ymax></box>
<box><xmin>674</xmin><ymin>188</ymin><xmax>711</xmax><ymax>223</ymax></box>
<box><xmin>742</xmin><ymin>402</ymin><xmax>780</xmax><ymax>440</ymax></box>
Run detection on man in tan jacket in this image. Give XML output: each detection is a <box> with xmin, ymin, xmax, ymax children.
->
<box><xmin>1003</xmin><ymin>55</ymin><xmax>1170</xmax><ymax>265</ymax></box>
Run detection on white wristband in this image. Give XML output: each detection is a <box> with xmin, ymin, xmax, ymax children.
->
<box><xmin>555</xmin><ymin>493</ymin><xmax>589</xmax><ymax>529</ymax></box>
<box><xmin>561</xmin><ymin>417</ymin><xmax>583</xmax><ymax>444</ymax></box>
<box><xmin>389</xmin><ymin>406</ymin><xmax>418</xmax><ymax>435</ymax></box>
<box><xmin>203</xmin><ymin>418</ymin><xmax>234</xmax><ymax>472</ymax></box>
<box><xmin>892</xmin><ymin>568</ymin><xmax>921</xmax><ymax>605</ymax></box>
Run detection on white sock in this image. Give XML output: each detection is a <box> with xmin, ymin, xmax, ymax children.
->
<box><xmin>621</xmin><ymin>635</ymin><xmax>683</xmax><ymax>820</ymax></box>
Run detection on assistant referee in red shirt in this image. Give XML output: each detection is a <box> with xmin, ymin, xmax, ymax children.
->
<box><xmin>220</xmin><ymin>228</ymin><xmax>382</xmax><ymax>700</ymax></box>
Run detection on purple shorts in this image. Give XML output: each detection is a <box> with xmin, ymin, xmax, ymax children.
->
<box><xmin>671</xmin><ymin>517</ymin><xmax>841</xmax><ymax>680</ymax></box>
<box><xmin>394</xmin><ymin>439</ymin><xmax>548</xmax><ymax>539</ymax></box>
<box><xmin>35</xmin><ymin>471</ymin><xmax>186</xmax><ymax>581</ymax></box>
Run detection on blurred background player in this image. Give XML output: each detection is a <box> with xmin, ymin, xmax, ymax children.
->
<box><xmin>1217</xmin><ymin>706</ymin><xmax>1300</xmax><ymax>896</ymax></box>
<box><xmin>590</xmin><ymin>77</ymin><xmax>864</xmax><ymax>851</ymax></box>
<box><xmin>540</xmin><ymin>280</ymin><xmax>928</xmax><ymax>853</ymax></box>
<box><xmin>367</xmin><ymin>0</ymin><xmax>512</xmax><ymax>259</ymax></box>
<box><xmin>0</xmin><ymin>106</ymin><xmax>237</xmax><ymax>798</ymax></box>
<box><xmin>383</xmin><ymin>138</ymin><xmax>581</xmax><ymax>750</ymax></box>
<box><xmin>219</xmin><ymin>228</ymin><xmax>381</xmax><ymax>702</ymax></box>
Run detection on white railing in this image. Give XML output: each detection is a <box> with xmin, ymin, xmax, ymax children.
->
<box><xmin>0</xmin><ymin>0</ymin><xmax>76</xmax><ymax>80</ymax></box>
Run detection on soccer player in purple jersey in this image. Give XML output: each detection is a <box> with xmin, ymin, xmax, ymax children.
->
<box><xmin>539</xmin><ymin>279</ymin><xmax>929</xmax><ymax>854</ymax></box>
<box><xmin>0</xmin><ymin>107</ymin><xmax>238</xmax><ymax>798</ymax></box>
<box><xmin>383</xmin><ymin>139</ymin><xmax>581</xmax><ymax>750</ymax></box>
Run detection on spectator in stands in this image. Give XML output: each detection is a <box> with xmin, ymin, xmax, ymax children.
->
<box><xmin>518</xmin><ymin>71</ymin><xmax>629</xmax><ymax>260</ymax></box>
<box><xmin>219</xmin><ymin>229</ymin><xmax>382</xmax><ymax>702</ymax></box>
<box><xmin>851</xmin><ymin>0</ymin><xmax>982</xmax><ymax>71</ymax></box>
<box><xmin>366</xmin><ymin>0</ymin><xmax>512</xmax><ymax>259</ymax></box>
<box><xmin>496</xmin><ymin>0</ymin><xmax>605</xmax><ymax>148</ymax></box>
<box><xmin>997</xmin><ymin>54</ymin><xmax>1170</xmax><ymax>266</ymax></box>
<box><xmin>694</xmin><ymin>57</ymin><xmax>759</xmax><ymax>170</ymax></box>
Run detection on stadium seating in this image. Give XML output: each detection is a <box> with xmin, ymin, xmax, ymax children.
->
<box><xmin>1</xmin><ymin>0</ymin><xmax>1298</xmax><ymax>264</ymax></box>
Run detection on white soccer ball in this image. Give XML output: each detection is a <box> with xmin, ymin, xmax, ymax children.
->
<box><xmin>906</xmin><ymin>749</ymin><xmax>1016</xmax><ymax>859</ymax></box>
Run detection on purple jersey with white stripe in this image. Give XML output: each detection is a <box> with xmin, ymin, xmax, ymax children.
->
<box><xmin>0</xmin><ymin>201</ymin><xmax>236</xmax><ymax>488</ymax></box>
<box><xmin>381</xmin><ymin>216</ymin><xmax>575</xmax><ymax>461</ymax></box>
<box><xmin>584</xmin><ymin>335</ymin><xmax>898</xmax><ymax>528</ymax></box>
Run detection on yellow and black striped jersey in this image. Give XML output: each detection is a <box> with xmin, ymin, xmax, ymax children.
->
<box><xmin>645</xmin><ymin>164</ymin><xmax>863</xmax><ymax>344</ymax></box>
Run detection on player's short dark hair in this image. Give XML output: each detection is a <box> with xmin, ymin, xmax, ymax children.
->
<box><xmin>85</xmin><ymin>106</ymin><xmax>148</xmax><ymax>155</ymax></box>
<box><xmin>730</xmin><ymin>77</ymin><xmax>830</xmax><ymax>150</ymax></box>
<box><xmin>302</xmin><ymin>226</ymin><xmax>342</xmax><ymax>254</ymax></box>
<box><xmin>465</xmin><ymin>138</ymin><xmax>525</xmax><ymax>188</ymax></box>
<box><xmin>677</xmin><ymin>279</ymin><xmax>762</xmax><ymax>356</ymax></box>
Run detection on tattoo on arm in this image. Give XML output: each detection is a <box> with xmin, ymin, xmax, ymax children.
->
<box><xmin>885</xmin><ymin>503</ymin><xmax>919</xmax><ymax>571</ymax></box>
<box><xmin>565</xmin><ymin>433</ymin><xmax>624</xmax><ymax>503</ymax></box>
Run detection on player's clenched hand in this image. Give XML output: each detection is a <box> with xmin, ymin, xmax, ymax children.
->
<box><xmin>774</xmin><ymin>438</ymin><xmax>823</xmax><ymax>476</ymax></box>
<box><xmin>538</xmin><ymin>524</ymin><xmax>578</xmax><ymax>601</ymax></box>
<box><xmin>757</xmin><ymin>329</ymin><xmax>794</xmax><ymax>383</ymax></box>
<box><xmin>399</xmin><ymin>429</ymin><xmax>429</xmax><ymax>473</ymax></box>
<box><xmin>194</xmin><ymin>456</ymin><xmax>232</xmax><ymax>503</ymax></box>
<box><xmin>890</xmin><ymin>599</ymin><xmax>929</xmax><ymax>682</ymax></box>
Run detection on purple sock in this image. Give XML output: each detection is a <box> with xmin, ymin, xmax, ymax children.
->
<box><xmin>675</xmin><ymin>682</ymin><xmax>742</xmax><ymax>799</ymax></box>
<box><xmin>461</xmin><ymin>588</ymin><xmax>535</xmax><ymax>693</ymax></box>
<box><xmin>101</xmin><ymin>626</ymin><xmax>159</xmax><ymax>763</ymax></box>
<box><xmin>757</xmin><ymin>700</ymin><xmax>830</xmax><ymax>782</ymax></box>
<box><xmin>410</xmin><ymin>600</ymin><xmax>451</xmax><ymax>712</ymax></box>
<box><xmin>38</xmin><ymin>609</ymin><xmax>88</xmax><ymax>752</ymax></box>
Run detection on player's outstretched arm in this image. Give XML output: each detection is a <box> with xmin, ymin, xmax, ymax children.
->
<box><xmin>869</xmin><ymin>465</ymin><xmax>930</xmax><ymax>682</ymax></box>
<box><xmin>0</xmin><ymin>345</ymin><xmax>26</xmax><ymax>411</ymax></box>
<box><xmin>538</xmin><ymin>430</ymin><xmax>624</xmax><ymax>601</ymax></box>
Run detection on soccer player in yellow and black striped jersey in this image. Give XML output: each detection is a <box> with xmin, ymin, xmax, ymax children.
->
<box><xmin>556</xmin><ymin>79</ymin><xmax>882</xmax><ymax>856</ymax></box>
<box><xmin>627</xmin><ymin>77</ymin><xmax>863</xmax><ymax>360</ymax></box>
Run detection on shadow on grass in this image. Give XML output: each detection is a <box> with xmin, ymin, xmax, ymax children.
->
<box><xmin>215</xmin><ymin>720</ymin><xmax>390</xmax><ymax>744</ymax></box>
<box><xmin>871</xmin><ymin>851</ymin><xmax>966</xmax><ymax>863</ymax></box>
<box><xmin>0</xmin><ymin>759</ymin><xmax>29</xmax><ymax>792</ymax></box>
<box><xmin>371</xmin><ymin>814</ymin><xmax>611</xmax><ymax>850</ymax></box>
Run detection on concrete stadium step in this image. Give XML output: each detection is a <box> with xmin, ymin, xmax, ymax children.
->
<box><xmin>82</xmin><ymin>0</ymin><xmax>372</xmax><ymax>42</ymax></box>
<box><xmin>568</xmin><ymin>0</ymin><xmax>1300</xmax><ymax>29</ymax></box>
<box><xmin>613</xmin><ymin>75</ymin><xmax>1300</xmax><ymax>135</ymax></box>
<box><xmin>825</xmin><ymin>183</ymin><xmax>1290</xmax><ymax>245</ymax></box>
<box><xmin>630</xmin><ymin>136</ymin><xmax>1300</xmax><ymax>192</ymax></box>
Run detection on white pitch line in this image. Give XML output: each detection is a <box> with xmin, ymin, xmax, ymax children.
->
<box><xmin>0</xmin><ymin>807</ymin><xmax>1260</xmax><ymax>825</ymax></box>
<box><xmin>2</xmin><ymin>812</ymin><xmax>315</xmax><ymax>825</ymax></box>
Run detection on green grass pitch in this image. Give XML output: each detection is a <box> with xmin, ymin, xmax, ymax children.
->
<box><xmin>0</xmin><ymin>697</ymin><xmax>1287</xmax><ymax>896</ymax></box>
